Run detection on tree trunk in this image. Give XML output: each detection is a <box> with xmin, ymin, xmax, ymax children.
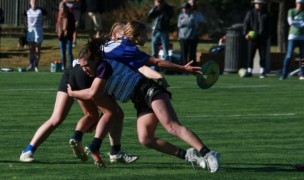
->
<box><xmin>277</xmin><ymin>0</ymin><xmax>287</xmax><ymax>52</ymax></box>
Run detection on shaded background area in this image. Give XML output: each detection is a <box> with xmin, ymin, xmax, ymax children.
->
<box><xmin>0</xmin><ymin>0</ymin><xmax>295</xmax><ymax>42</ymax></box>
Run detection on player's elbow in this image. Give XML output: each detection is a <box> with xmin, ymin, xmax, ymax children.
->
<box><xmin>86</xmin><ymin>89</ymin><xmax>99</xmax><ymax>100</ymax></box>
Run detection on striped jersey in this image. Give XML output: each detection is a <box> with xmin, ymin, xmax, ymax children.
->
<box><xmin>24</xmin><ymin>7</ymin><xmax>47</xmax><ymax>29</ymax></box>
<box><xmin>103</xmin><ymin>59</ymin><xmax>143</xmax><ymax>102</ymax></box>
<box><xmin>101</xmin><ymin>37</ymin><xmax>152</xmax><ymax>102</ymax></box>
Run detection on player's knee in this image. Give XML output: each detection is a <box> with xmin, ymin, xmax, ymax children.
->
<box><xmin>84</xmin><ymin>111</ymin><xmax>99</xmax><ymax>122</ymax></box>
<box><xmin>138</xmin><ymin>136</ymin><xmax>153</xmax><ymax>147</ymax></box>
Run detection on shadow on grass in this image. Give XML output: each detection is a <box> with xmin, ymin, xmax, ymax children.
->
<box><xmin>0</xmin><ymin>46</ymin><xmax>57</xmax><ymax>59</ymax></box>
<box><xmin>222</xmin><ymin>162</ymin><xmax>298</xmax><ymax>172</ymax></box>
<box><xmin>0</xmin><ymin>161</ymin><xmax>202</xmax><ymax>170</ymax></box>
<box><xmin>0</xmin><ymin>51</ymin><xmax>27</xmax><ymax>59</ymax></box>
<box><xmin>0</xmin><ymin>160</ymin><xmax>301</xmax><ymax>172</ymax></box>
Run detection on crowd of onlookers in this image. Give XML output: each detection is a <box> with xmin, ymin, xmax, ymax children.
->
<box><xmin>1</xmin><ymin>0</ymin><xmax>304</xmax><ymax>82</ymax></box>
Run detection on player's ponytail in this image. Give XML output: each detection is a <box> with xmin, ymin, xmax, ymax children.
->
<box><xmin>124</xmin><ymin>20</ymin><xmax>146</xmax><ymax>43</ymax></box>
<box><xmin>78</xmin><ymin>37</ymin><xmax>108</xmax><ymax>62</ymax></box>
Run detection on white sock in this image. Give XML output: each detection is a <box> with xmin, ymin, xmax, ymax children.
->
<box><xmin>247</xmin><ymin>68</ymin><xmax>252</xmax><ymax>73</ymax></box>
<box><xmin>260</xmin><ymin>67</ymin><xmax>264</xmax><ymax>74</ymax></box>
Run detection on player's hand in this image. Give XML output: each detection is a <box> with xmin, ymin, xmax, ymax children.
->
<box><xmin>184</xmin><ymin>60</ymin><xmax>202</xmax><ymax>75</ymax></box>
<box><xmin>67</xmin><ymin>84</ymin><xmax>73</xmax><ymax>96</ymax></box>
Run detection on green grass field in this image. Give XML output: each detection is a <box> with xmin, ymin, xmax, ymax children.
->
<box><xmin>0</xmin><ymin>72</ymin><xmax>303</xmax><ymax>179</ymax></box>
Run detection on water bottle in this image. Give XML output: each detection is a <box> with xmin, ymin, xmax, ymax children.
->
<box><xmin>50</xmin><ymin>63</ymin><xmax>56</xmax><ymax>72</ymax></box>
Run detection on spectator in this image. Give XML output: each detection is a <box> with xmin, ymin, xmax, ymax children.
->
<box><xmin>178</xmin><ymin>3</ymin><xmax>196</xmax><ymax>65</ymax></box>
<box><xmin>56</xmin><ymin>1</ymin><xmax>76</xmax><ymax>70</ymax></box>
<box><xmin>0</xmin><ymin>8</ymin><xmax>3</xmax><ymax>60</ymax></box>
<box><xmin>188</xmin><ymin>0</ymin><xmax>204</xmax><ymax>65</ymax></box>
<box><xmin>64</xmin><ymin>0</ymin><xmax>81</xmax><ymax>47</ymax></box>
<box><xmin>148</xmin><ymin>0</ymin><xmax>174</xmax><ymax>62</ymax></box>
<box><xmin>243</xmin><ymin>0</ymin><xmax>271</xmax><ymax>78</ymax></box>
<box><xmin>86</xmin><ymin>0</ymin><xmax>103</xmax><ymax>38</ymax></box>
<box><xmin>0</xmin><ymin>8</ymin><xmax>4</xmax><ymax>24</ymax></box>
<box><xmin>281</xmin><ymin>0</ymin><xmax>304</xmax><ymax>80</ymax></box>
<box><xmin>24</xmin><ymin>0</ymin><xmax>47</xmax><ymax>72</ymax></box>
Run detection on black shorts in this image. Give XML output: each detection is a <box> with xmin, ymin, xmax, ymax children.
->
<box><xmin>57</xmin><ymin>64</ymin><xmax>94</xmax><ymax>92</ymax></box>
<box><xmin>131</xmin><ymin>78</ymin><xmax>172</xmax><ymax>116</ymax></box>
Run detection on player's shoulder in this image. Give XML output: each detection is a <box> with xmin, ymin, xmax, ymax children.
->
<box><xmin>37</xmin><ymin>7</ymin><xmax>48</xmax><ymax>15</ymax></box>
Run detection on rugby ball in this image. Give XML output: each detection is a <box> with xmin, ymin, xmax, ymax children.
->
<box><xmin>238</xmin><ymin>68</ymin><xmax>247</xmax><ymax>78</ymax></box>
<box><xmin>197</xmin><ymin>61</ymin><xmax>220</xmax><ymax>89</ymax></box>
<box><xmin>248</xmin><ymin>30</ymin><xmax>257</xmax><ymax>40</ymax></box>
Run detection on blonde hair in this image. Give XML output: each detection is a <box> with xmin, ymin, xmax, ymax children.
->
<box><xmin>108</xmin><ymin>21</ymin><xmax>127</xmax><ymax>41</ymax></box>
<box><xmin>124</xmin><ymin>20</ymin><xmax>146</xmax><ymax>44</ymax></box>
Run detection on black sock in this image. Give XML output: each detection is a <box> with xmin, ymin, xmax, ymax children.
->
<box><xmin>89</xmin><ymin>138</ymin><xmax>102</xmax><ymax>152</ymax></box>
<box><xmin>110</xmin><ymin>144</ymin><xmax>121</xmax><ymax>155</ymax></box>
<box><xmin>176</xmin><ymin>148</ymin><xmax>187</xmax><ymax>160</ymax></box>
<box><xmin>199</xmin><ymin>146</ymin><xmax>210</xmax><ymax>157</ymax></box>
<box><xmin>71</xmin><ymin>130</ymin><xmax>83</xmax><ymax>142</ymax></box>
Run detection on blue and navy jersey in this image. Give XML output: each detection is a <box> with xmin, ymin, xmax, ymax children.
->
<box><xmin>103</xmin><ymin>59</ymin><xmax>143</xmax><ymax>102</ymax></box>
<box><xmin>103</xmin><ymin>38</ymin><xmax>150</xmax><ymax>70</ymax></box>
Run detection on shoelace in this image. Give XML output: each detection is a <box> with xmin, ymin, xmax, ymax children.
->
<box><xmin>186</xmin><ymin>158</ymin><xmax>197</xmax><ymax>169</ymax></box>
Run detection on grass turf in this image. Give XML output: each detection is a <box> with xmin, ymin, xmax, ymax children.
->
<box><xmin>0</xmin><ymin>72</ymin><xmax>303</xmax><ymax>179</ymax></box>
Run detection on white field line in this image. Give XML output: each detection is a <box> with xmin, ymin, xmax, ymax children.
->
<box><xmin>168</xmin><ymin>84</ymin><xmax>273</xmax><ymax>89</ymax></box>
<box><xmin>217</xmin><ymin>85</ymin><xmax>272</xmax><ymax>88</ymax></box>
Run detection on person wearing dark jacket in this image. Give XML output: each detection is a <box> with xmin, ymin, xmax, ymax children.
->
<box><xmin>148</xmin><ymin>0</ymin><xmax>174</xmax><ymax>62</ymax></box>
<box><xmin>0</xmin><ymin>8</ymin><xmax>4</xmax><ymax>24</ymax></box>
<box><xmin>243</xmin><ymin>0</ymin><xmax>271</xmax><ymax>78</ymax></box>
<box><xmin>56</xmin><ymin>1</ymin><xmax>75</xmax><ymax>70</ymax></box>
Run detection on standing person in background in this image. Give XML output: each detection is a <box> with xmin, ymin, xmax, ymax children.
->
<box><xmin>65</xmin><ymin>0</ymin><xmax>81</xmax><ymax>47</ymax></box>
<box><xmin>0</xmin><ymin>8</ymin><xmax>4</xmax><ymax>24</ymax></box>
<box><xmin>281</xmin><ymin>0</ymin><xmax>304</xmax><ymax>80</ymax></box>
<box><xmin>188</xmin><ymin>0</ymin><xmax>204</xmax><ymax>65</ymax></box>
<box><xmin>86</xmin><ymin>0</ymin><xmax>103</xmax><ymax>38</ymax></box>
<box><xmin>148</xmin><ymin>0</ymin><xmax>174</xmax><ymax>63</ymax></box>
<box><xmin>178</xmin><ymin>3</ymin><xmax>196</xmax><ymax>65</ymax></box>
<box><xmin>56</xmin><ymin>1</ymin><xmax>75</xmax><ymax>70</ymax></box>
<box><xmin>243</xmin><ymin>0</ymin><xmax>271</xmax><ymax>78</ymax></box>
<box><xmin>0</xmin><ymin>8</ymin><xmax>3</xmax><ymax>60</ymax></box>
<box><xmin>24</xmin><ymin>0</ymin><xmax>47</xmax><ymax>72</ymax></box>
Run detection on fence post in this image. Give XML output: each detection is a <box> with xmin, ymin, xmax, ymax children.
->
<box><xmin>15</xmin><ymin>0</ymin><xmax>20</xmax><ymax>27</ymax></box>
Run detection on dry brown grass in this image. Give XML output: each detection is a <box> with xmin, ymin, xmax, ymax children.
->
<box><xmin>0</xmin><ymin>36</ymin><xmax>89</xmax><ymax>70</ymax></box>
<box><xmin>0</xmin><ymin>34</ymin><xmax>213</xmax><ymax>71</ymax></box>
